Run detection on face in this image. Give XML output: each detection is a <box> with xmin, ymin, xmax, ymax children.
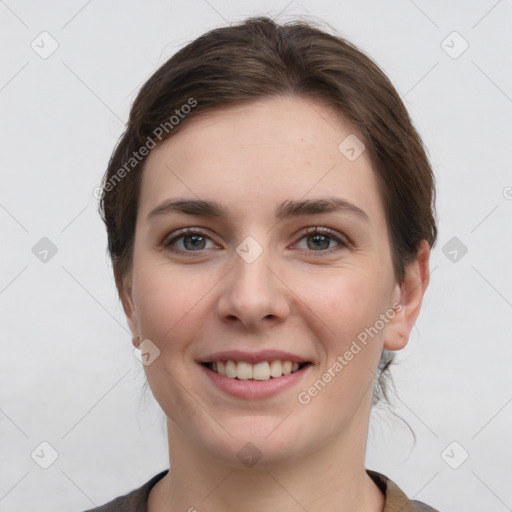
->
<box><xmin>125</xmin><ymin>96</ymin><xmax>416</xmax><ymax>469</ymax></box>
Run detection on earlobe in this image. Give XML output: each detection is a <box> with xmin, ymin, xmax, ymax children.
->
<box><xmin>118</xmin><ymin>275</ymin><xmax>141</xmax><ymax>348</ymax></box>
<box><xmin>126</xmin><ymin>311</ymin><xmax>139</xmax><ymax>340</ymax></box>
<box><xmin>383</xmin><ymin>240</ymin><xmax>431</xmax><ymax>351</ymax></box>
<box><xmin>131</xmin><ymin>333</ymin><xmax>141</xmax><ymax>349</ymax></box>
<box><xmin>124</xmin><ymin>291</ymin><xmax>141</xmax><ymax>344</ymax></box>
<box><xmin>127</xmin><ymin>309</ymin><xmax>142</xmax><ymax>349</ymax></box>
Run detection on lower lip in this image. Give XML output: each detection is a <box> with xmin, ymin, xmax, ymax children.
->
<box><xmin>199</xmin><ymin>363</ymin><xmax>311</xmax><ymax>399</ymax></box>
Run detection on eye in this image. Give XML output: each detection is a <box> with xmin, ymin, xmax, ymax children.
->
<box><xmin>164</xmin><ymin>228</ymin><xmax>218</xmax><ymax>253</ymax></box>
<box><xmin>163</xmin><ymin>226</ymin><xmax>349</xmax><ymax>256</ymax></box>
<box><xmin>294</xmin><ymin>227</ymin><xmax>348</xmax><ymax>253</ymax></box>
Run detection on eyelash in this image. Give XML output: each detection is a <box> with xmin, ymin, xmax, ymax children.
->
<box><xmin>163</xmin><ymin>227</ymin><xmax>349</xmax><ymax>256</ymax></box>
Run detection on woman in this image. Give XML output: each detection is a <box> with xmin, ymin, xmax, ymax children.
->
<box><xmin>89</xmin><ymin>16</ymin><xmax>439</xmax><ymax>512</ymax></box>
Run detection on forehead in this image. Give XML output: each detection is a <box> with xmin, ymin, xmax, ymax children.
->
<box><xmin>139</xmin><ymin>96</ymin><xmax>386</xmax><ymax>227</ymax></box>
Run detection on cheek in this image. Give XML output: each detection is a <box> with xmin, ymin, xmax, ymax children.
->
<box><xmin>132</xmin><ymin>258</ymin><xmax>209</xmax><ymax>339</ymax></box>
<box><xmin>306</xmin><ymin>270</ymin><xmax>389</xmax><ymax>395</ymax></box>
<box><xmin>308</xmin><ymin>267</ymin><xmax>388</xmax><ymax>341</ymax></box>
<box><xmin>131</xmin><ymin>265</ymin><xmax>210</xmax><ymax>411</ymax></box>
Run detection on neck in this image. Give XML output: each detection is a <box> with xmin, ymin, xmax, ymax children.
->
<box><xmin>148</xmin><ymin>411</ymin><xmax>385</xmax><ymax>512</ymax></box>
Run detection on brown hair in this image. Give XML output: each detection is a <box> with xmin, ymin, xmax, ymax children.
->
<box><xmin>99</xmin><ymin>16</ymin><xmax>437</xmax><ymax>404</ymax></box>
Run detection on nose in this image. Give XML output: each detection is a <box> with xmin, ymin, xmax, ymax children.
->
<box><xmin>216</xmin><ymin>242</ymin><xmax>291</xmax><ymax>331</ymax></box>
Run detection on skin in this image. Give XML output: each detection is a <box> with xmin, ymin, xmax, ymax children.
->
<box><xmin>122</xmin><ymin>95</ymin><xmax>431</xmax><ymax>512</ymax></box>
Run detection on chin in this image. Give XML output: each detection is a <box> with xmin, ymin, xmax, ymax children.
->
<box><xmin>199</xmin><ymin>417</ymin><xmax>312</xmax><ymax>469</ymax></box>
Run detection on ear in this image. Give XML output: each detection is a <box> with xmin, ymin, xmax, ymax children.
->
<box><xmin>384</xmin><ymin>239</ymin><xmax>431</xmax><ymax>351</ymax></box>
<box><xmin>116</xmin><ymin>268</ymin><xmax>141</xmax><ymax>349</ymax></box>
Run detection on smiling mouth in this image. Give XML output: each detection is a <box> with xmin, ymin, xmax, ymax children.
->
<box><xmin>202</xmin><ymin>360</ymin><xmax>311</xmax><ymax>381</ymax></box>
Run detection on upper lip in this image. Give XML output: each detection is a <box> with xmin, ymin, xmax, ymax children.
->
<box><xmin>197</xmin><ymin>350</ymin><xmax>311</xmax><ymax>364</ymax></box>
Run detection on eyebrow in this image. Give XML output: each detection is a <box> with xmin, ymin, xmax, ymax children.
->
<box><xmin>146</xmin><ymin>197</ymin><xmax>370</xmax><ymax>223</ymax></box>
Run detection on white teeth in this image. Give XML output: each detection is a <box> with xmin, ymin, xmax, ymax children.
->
<box><xmin>225</xmin><ymin>360</ymin><xmax>237</xmax><ymax>378</ymax></box>
<box><xmin>252</xmin><ymin>362</ymin><xmax>270</xmax><ymax>381</ymax></box>
<box><xmin>208</xmin><ymin>359</ymin><xmax>306</xmax><ymax>380</ymax></box>
<box><xmin>282</xmin><ymin>361</ymin><xmax>292</xmax><ymax>375</ymax></box>
<box><xmin>237</xmin><ymin>361</ymin><xmax>253</xmax><ymax>380</ymax></box>
<box><xmin>269</xmin><ymin>360</ymin><xmax>283</xmax><ymax>377</ymax></box>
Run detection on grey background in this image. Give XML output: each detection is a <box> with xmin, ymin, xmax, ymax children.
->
<box><xmin>1</xmin><ymin>1</ymin><xmax>511</xmax><ymax>511</ymax></box>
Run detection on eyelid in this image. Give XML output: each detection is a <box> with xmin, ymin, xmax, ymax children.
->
<box><xmin>163</xmin><ymin>226</ymin><xmax>350</xmax><ymax>255</ymax></box>
<box><xmin>292</xmin><ymin>226</ymin><xmax>350</xmax><ymax>253</ymax></box>
<box><xmin>163</xmin><ymin>227</ymin><xmax>219</xmax><ymax>250</ymax></box>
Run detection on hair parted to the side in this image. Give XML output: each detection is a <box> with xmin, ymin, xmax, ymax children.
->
<box><xmin>98</xmin><ymin>16</ymin><xmax>437</xmax><ymax>406</ymax></box>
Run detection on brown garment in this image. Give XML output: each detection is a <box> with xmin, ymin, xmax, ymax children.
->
<box><xmin>83</xmin><ymin>469</ymin><xmax>439</xmax><ymax>512</ymax></box>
